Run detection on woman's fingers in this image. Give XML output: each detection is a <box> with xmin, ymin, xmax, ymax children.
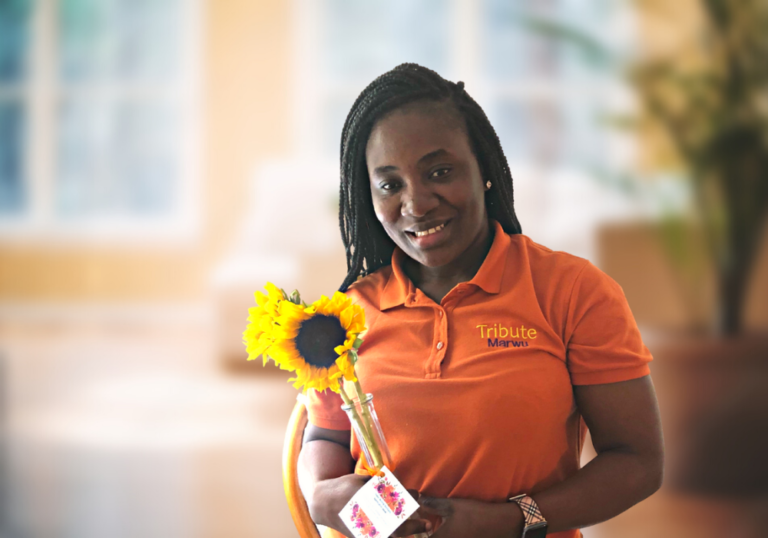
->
<box><xmin>392</xmin><ymin>517</ymin><xmax>432</xmax><ymax>537</ymax></box>
<box><xmin>416</xmin><ymin>496</ymin><xmax>452</xmax><ymax>534</ymax></box>
<box><xmin>391</xmin><ymin>491</ymin><xmax>433</xmax><ymax>536</ymax></box>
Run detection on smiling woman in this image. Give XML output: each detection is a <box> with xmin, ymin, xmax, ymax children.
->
<box><xmin>297</xmin><ymin>64</ymin><xmax>663</xmax><ymax>538</ymax></box>
<box><xmin>365</xmin><ymin>101</ymin><xmax>492</xmax><ymax>300</ymax></box>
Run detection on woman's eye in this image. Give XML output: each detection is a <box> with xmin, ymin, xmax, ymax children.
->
<box><xmin>430</xmin><ymin>167</ymin><xmax>451</xmax><ymax>179</ymax></box>
<box><xmin>379</xmin><ymin>181</ymin><xmax>399</xmax><ymax>191</ymax></box>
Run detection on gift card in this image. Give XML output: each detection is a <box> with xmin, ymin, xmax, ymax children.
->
<box><xmin>339</xmin><ymin>466</ymin><xmax>419</xmax><ymax>538</ymax></box>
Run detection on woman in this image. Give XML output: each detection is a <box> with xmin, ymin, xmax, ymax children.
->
<box><xmin>298</xmin><ymin>63</ymin><xmax>663</xmax><ymax>538</ymax></box>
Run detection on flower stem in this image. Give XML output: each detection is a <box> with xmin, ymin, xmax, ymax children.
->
<box><xmin>352</xmin><ymin>379</ymin><xmax>385</xmax><ymax>468</ymax></box>
<box><xmin>340</xmin><ymin>384</ymin><xmax>383</xmax><ymax>470</ymax></box>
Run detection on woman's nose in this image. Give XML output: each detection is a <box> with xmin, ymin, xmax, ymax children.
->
<box><xmin>401</xmin><ymin>183</ymin><xmax>439</xmax><ymax>218</ymax></box>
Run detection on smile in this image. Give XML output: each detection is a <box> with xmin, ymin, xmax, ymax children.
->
<box><xmin>413</xmin><ymin>223</ymin><xmax>446</xmax><ymax>237</ymax></box>
<box><xmin>404</xmin><ymin>220</ymin><xmax>452</xmax><ymax>249</ymax></box>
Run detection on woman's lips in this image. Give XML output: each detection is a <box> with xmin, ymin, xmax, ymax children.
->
<box><xmin>405</xmin><ymin>220</ymin><xmax>451</xmax><ymax>249</ymax></box>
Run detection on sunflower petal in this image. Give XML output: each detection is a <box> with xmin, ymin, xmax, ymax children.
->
<box><xmin>264</xmin><ymin>282</ymin><xmax>285</xmax><ymax>301</ymax></box>
<box><xmin>339</xmin><ymin>305</ymin><xmax>355</xmax><ymax>331</ymax></box>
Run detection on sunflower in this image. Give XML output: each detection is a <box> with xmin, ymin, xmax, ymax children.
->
<box><xmin>244</xmin><ymin>283</ymin><xmax>388</xmax><ymax>472</ymax></box>
<box><xmin>243</xmin><ymin>282</ymin><xmax>285</xmax><ymax>362</ymax></box>
<box><xmin>243</xmin><ymin>285</ymin><xmax>366</xmax><ymax>394</ymax></box>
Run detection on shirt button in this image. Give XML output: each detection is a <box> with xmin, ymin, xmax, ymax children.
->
<box><xmin>436</xmin><ymin>341</ymin><xmax>444</xmax><ymax>350</ymax></box>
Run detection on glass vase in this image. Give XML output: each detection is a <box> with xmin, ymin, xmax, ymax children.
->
<box><xmin>341</xmin><ymin>393</ymin><xmax>393</xmax><ymax>471</ymax></box>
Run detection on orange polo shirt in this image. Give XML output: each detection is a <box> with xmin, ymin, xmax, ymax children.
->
<box><xmin>308</xmin><ymin>220</ymin><xmax>652</xmax><ymax>538</ymax></box>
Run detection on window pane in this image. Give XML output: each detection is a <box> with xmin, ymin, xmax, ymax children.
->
<box><xmin>58</xmin><ymin>0</ymin><xmax>181</xmax><ymax>82</ymax></box>
<box><xmin>484</xmin><ymin>0</ymin><xmax>560</xmax><ymax>81</ymax></box>
<box><xmin>57</xmin><ymin>97</ymin><xmax>112</xmax><ymax>216</ymax></box>
<box><xmin>484</xmin><ymin>0</ymin><xmax>617</xmax><ymax>169</ymax></box>
<box><xmin>56</xmin><ymin>0</ymin><xmax>185</xmax><ymax>222</ymax></box>
<box><xmin>56</xmin><ymin>98</ymin><xmax>178</xmax><ymax>217</ymax></box>
<box><xmin>324</xmin><ymin>0</ymin><xmax>449</xmax><ymax>80</ymax></box>
<box><xmin>0</xmin><ymin>0</ymin><xmax>30</xmax><ymax>215</ymax></box>
<box><xmin>112</xmin><ymin>100</ymin><xmax>178</xmax><ymax>214</ymax></box>
<box><xmin>0</xmin><ymin>100</ymin><xmax>26</xmax><ymax>214</ymax></box>
<box><xmin>483</xmin><ymin>0</ymin><xmax>614</xmax><ymax>81</ymax></box>
<box><xmin>0</xmin><ymin>0</ymin><xmax>32</xmax><ymax>83</ymax></box>
<box><xmin>489</xmin><ymin>96</ymin><xmax>605</xmax><ymax>168</ymax></box>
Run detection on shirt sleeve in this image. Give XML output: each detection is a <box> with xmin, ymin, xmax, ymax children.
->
<box><xmin>305</xmin><ymin>387</ymin><xmax>350</xmax><ymax>430</ymax></box>
<box><xmin>564</xmin><ymin>261</ymin><xmax>652</xmax><ymax>385</ymax></box>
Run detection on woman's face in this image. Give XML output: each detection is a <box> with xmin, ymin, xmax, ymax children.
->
<box><xmin>365</xmin><ymin>102</ymin><xmax>489</xmax><ymax>269</ymax></box>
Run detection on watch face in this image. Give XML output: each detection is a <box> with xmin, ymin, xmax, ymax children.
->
<box><xmin>522</xmin><ymin>522</ymin><xmax>548</xmax><ymax>538</ymax></box>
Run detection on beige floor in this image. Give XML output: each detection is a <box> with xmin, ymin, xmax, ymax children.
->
<box><xmin>0</xmin><ymin>314</ymin><xmax>762</xmax><ymax>538</ymax></box>
<box><xmin>1</xmin><ymin>313</ymin><xmax>300</xmax><ymax>538</ymax></box>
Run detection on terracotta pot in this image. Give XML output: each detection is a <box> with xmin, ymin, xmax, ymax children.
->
<box><xmin>649</xmin><ymin>334</ymin><xmax>768</xmax><ymax>497</ymax></box>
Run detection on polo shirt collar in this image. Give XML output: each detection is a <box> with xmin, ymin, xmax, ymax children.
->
<box><xmin>379</xmin><ymin>220</ymin><xmax>510</xmax><ymax>311</ymax></box>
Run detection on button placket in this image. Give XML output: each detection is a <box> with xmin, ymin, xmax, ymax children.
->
<box><xmin>427</xmin><ymin>304</ymin><xmax>449</xmax><ymax>378</ymax></box>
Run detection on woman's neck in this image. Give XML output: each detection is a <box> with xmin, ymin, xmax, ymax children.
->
<box><xmin>403</xmin><ymin>221</ymin><xmax>494</xmax><ymax>304</ymax></box>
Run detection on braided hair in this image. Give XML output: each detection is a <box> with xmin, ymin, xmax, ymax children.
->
<box><xmin>338</xmin><ymin>63</ymin><xmax>522</xmax><ymax>292</ymax></box>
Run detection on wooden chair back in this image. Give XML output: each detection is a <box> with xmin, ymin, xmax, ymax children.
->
<box><xmin>283</xmin><ymin>398</ymin><xmax>323</xmax><ymax>538</ymax></box>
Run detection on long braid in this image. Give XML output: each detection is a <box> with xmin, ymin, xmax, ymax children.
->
<box><xmin>339</xmin><ymin>63</ymin><xmax>522</xmax><ymax>292</ymax></box>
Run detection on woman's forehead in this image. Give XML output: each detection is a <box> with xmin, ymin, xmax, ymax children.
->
<box><xmin>365</xmin><ymin>101</ymin><xmax>470</xmax><ymax>164</ymax></box>
<box><xmin>372</xmin><ymin>99</ymin><xmax>465</xmax><ymax>135</ymax></box>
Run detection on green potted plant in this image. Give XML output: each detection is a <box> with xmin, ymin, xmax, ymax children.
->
<box><xmin>630</xmin><ymin>0</ymin><xmax>768</xmax><ymax>335</ymax></box>
<box><xmin>522</xmin><ymin>0</ymin><xmax>768</xmax><ymax>495</ymax></box>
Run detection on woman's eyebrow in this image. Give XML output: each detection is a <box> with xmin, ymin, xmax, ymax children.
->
<box><xmin>418</xmin><ymin>148</ymin><xmax>450</xmax><ymax>164</ymax></box>
<box><xmin>372</xmin><ymin>149</ymin><xmax>451</xmax><ymax>176</ymax></box>
<box><xmin>373</xmin><ymin>164</ymin><xmax>398</xmax><ymax>176</ymax></box>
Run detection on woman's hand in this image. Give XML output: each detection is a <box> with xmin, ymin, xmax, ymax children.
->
<box><xmin>417</xmin><ymin>496</ymin><xmax>524</xmax><ymax>538</ymax></box>
<box><xmin>299</xmin><ymin>426</ymin><xmax>432</xmax><ymax>538</ymax></box>
<box><xmin>310</xmin><ymin>473</ymin><xmax>369</xmax><ymax>537</ymax></box>
<box><xmin>313</xmin><ymin>475</ymin><xmax>433</xmax><ymax>538</ymax></box>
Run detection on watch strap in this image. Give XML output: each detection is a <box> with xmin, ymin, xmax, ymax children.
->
<box><xmin>509</xmin><ymin>494</ymin><xmax>547</xmax><ymax>529</ymax></box>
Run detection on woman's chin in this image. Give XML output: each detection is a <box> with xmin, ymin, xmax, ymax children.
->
<box><xmin>403</xmin><ymin>247</ymin><xmax>457</xmax><ymax>269</ymax></box>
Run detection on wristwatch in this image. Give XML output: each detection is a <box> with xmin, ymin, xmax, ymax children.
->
<box><xmin>508</xmin><ymin>494</ymin><xmax>548</xmax><ymax>538</ymax></box>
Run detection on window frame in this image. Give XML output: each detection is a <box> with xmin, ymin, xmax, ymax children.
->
<box><xmin>0</xmin><ymin>0</ymin><xmax>204</xmax><ymax>246</ymax></box>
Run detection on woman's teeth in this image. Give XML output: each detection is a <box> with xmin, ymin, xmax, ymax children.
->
<box><xmin>414</xmin><ymin>223</ymin><xmax>445</xmax><ymax>237</ymax></box>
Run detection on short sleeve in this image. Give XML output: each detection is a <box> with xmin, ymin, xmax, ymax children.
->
<box><xmin>305</xmin><ymin>388</ymin><xmax>350</xmax><ymax>430</ymax></box>
<box><xmin>564</xmin><ymin>261</ymin><xmax>652</xmax><ymax>385</ymax></box>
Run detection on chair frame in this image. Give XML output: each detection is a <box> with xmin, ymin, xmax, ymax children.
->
<box><xmin>283</xmin><ymin>398</ymin><xmax>323</xmax><ymax>538</ymax></box>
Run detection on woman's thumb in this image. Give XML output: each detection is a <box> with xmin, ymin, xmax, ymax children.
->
<box><xmin>417</xmin><ymin>496</ymin><xmax>453</xmax><ymax>517</ymax></box>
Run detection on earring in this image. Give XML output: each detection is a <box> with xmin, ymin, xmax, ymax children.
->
<box><xmin>485</xmin><ymin>181</ymin><xmax>492</xmax><ymax>190</ymax></box>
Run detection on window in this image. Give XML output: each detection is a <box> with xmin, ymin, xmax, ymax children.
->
<box><xmin>293</xmin><ymin>0</ymin><xmax>637</xmax><ymax>259</ymax></box>
<box><xmin>294</xmin><ymin>0</ymin><xmax>632</xmax><ymax>171</ymax></box>
<box><xmin>481</xmin><ymin>0</ymin><xmax>630</xmax><ymax>170</ymax></box>
<box><xmin>0</xmin><ymin>0</ymin><xmax>201</xmax><ymax>241</ymax></box>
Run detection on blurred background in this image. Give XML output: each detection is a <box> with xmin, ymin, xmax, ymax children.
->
<box><xmin>0</xmin><ymin>0</ymin><xmax>766</xmax><ymax>537</ymax></box>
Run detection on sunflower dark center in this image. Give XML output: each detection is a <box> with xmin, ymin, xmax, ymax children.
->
<box><xmin>295</xmin><ymin>315</ymin><xmax>347</xmax><ymax>368</ymax></box>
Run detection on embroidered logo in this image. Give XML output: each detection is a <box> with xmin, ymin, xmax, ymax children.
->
<box><xmin>476</xmin><ymin>323</ymin><xmax>537</xmax><ymax>348</ymax></box>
